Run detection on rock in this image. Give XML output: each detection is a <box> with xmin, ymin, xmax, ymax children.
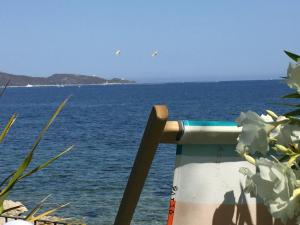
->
<box><xmin>2</xmin><ymin>200</ymin><xmax>28</xmax><ymax>217</ymax></box>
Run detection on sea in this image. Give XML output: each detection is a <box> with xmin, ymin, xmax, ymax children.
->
<box><xmin>0</xmin><ymin>80</ymin><xmax>292</xmax><ymax>225</ymax></box>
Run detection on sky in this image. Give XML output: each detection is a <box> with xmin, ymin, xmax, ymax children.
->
<box><xmin>0</xmin><ymin>1</ymin><xmax>300</xmax><ymax>83</ymax></box>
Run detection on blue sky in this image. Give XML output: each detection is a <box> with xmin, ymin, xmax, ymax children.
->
<box><xmin>0</xmin><ymin>1</ymin><xmax>299</xmax><ymax>83</ymax></box>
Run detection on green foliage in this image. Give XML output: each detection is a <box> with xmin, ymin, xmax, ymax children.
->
<box><xmin>282</xmin><ymin>92</ymin><xmax>300</xmax><ymax>98</ymax></box>
<box><xmin>0</xmin><ymin>80</ymin><xmax>10</xmax><ymax>98</ymax></box>
<box><xmin>284</xmin><ymin>109</ymin><xmax>300</xmax><ymax>117</ymax></box>
<box><xmin>24</xmin><ymin>195</ymin><xmax>70</xmax><ymax>223</ymax></box>
<box><xmin>285</xmin><ymin>50</ymin><xmax>300</xmax><ymax>62</ymax></box>
<box><xmin>19</xmin><ymin>145</ymin><xmax>74</xmax><ymax>180</ymax></box>
<box><xmin>21</xmin><ymin>194</ymin><xmax>86</xmax><ymax>224</ymax></box>
<box><xmin>278</xmin><ymin>52</ymin><xmax>300</xmax><ymax>117</ymax></box>
<box><xmin>27</xmin><ymin>202</ymin><xmax>70</xmax><ymax>223</ymax></box>
<box><xmin>25</xmin><ymin>195</ymin><xmax>52</xmax><ymax>221</ymax></box>
<box><xmin>0</xmin><ymin>113</ymin><xmax>17</xmax><ymax>143</ymax></box>
<box><xmin>0</xmin><ymin>90</ymin><xmax>75</xmax><ymax>222</ymax></box>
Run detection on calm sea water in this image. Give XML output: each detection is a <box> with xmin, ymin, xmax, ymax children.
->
<box><xmin>0</xmin><ymin>80</ymin><xmax>291</xmax><ymax>225</ymax></box>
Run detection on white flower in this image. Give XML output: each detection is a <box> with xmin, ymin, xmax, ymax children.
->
<box><xmin>239</xmin><ymin>167</ymin><xmax>256</xmax><ymax>197</ymax></box>
<box><xmin>269</xmin><ymin>116</ymin><xmax>288</xmax><ymax>139</ymax></box>
<box><xmin>241</xmin><ymin>158</ymin><xmax>300</xmax><ymax>223</ymax></box>
<box><xmin>269</xmin><ymin>196</ymin><xmax>300</xmax><ymax>224</ymax></box>
<box><xmin>276</xmin><ymin>123</ymin><xmax>300</xmax><ymax>146</ymax></box>
<box><xmin>286</xmin><ymin>62</ymin><xmax>300</xmax><ymax>93</ymax></box>
<box><xmin>236</xmin><ymin>111</ymin><xmax>275</xmax><ymax>155</ymax></box>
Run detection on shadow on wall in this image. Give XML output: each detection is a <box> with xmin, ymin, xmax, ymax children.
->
<box><xmin>212</xmin><ymin>190</ymin><xmax>241</xmax><ymax>225</ymax></box>
<box><xmin>212</xmin><ymin>187</ymin><xmax>297</xmax><ymax>225</ymax></box>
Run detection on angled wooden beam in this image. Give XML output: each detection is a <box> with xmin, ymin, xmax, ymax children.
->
<box><xmin>114</xmin><ymin>105</ymin><xmax>168</xmax><ymax>225</ymax></box>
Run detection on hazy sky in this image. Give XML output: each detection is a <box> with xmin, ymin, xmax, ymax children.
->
<box><xmin>0</xmin><ymin>1</ymin><xmax>299</xmax><ymax>83</ymax></box>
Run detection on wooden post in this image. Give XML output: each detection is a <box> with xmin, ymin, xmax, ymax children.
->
<box><xmin>113</xmin><ymin>105</ymin><xmax>168</xmax><ymax>225</ymax></box>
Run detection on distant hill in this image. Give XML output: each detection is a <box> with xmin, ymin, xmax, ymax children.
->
<box><xmin>0</xmin><ymin>71</ymin><xmax>135</xmax><ymax>86</ymax></box>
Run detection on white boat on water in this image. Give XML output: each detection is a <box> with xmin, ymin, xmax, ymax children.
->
<box><xmin>26</xmin><ymin>84</ymin><xmax>33</xmax><ymax>87</ymax></box>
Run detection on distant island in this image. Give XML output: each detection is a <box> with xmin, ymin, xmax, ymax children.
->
<box><xmin>0</xmin><ymin>71</ymin><xmax>135</xmax><ymax>87</ymax></box>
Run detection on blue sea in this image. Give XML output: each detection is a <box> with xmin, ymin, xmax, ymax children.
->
<box><xmin>0</xmin><ymin>80</ymin><xmax>292</xmax><ymax>225</ymax></box>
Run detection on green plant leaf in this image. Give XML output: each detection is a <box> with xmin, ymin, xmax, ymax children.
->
<box><xmin>0</xmin><ymin>192</ymin><xmax>9</xmax><ymax>214</ymax></box>
<box><xmin>284</xmin><ymin>109</ymin><xmax>300</xmax><ymax>117</ymax></box>
<box><xmin>0</xmin><ymin>80</ymin><xmax>10</xmax><ymax>98</ymax></box>
<box><xmin>284</xmin><ymin>50</ymin><xmax>300</xmax><ymax>62</ymax></box>
<box><xmin>30</xmin><ymin>96</ymin><xmax>71</xmax><ymax>155</ymax></box>
<box><xmin>272</xmin><ymin>102</ymin><xmax>300</xmax><ymax>107</ymax></box>
<box><xmin>285</xmin><ymin>116</ymin><xmax>300</xmax><ymax>126</ymax></box>
<box><xmin>0</xmin><ymin>113</ymin><xmax>17</xmax><ymax>143</ymax></box>
<box><xmin>19</xmin><ymin>145</ymin><xmax>74</xmax><ymax>180</ymax></box>
<box><xmin>25</xmin><ymin>195</ymin><xmax>51</xmax><ymax>220</ymax></box>
<box><xmin>282</xmin><ymin>92</ymin><xmax>300</xmax><ymax>98</ymax></box>
<box><xmin>0</xmin><ymin>97</ymin><xmax>70</xmax><ymax>213</ymax></box>
<box><xmin>0</xmin><ymin>171</ymin><xmax>15</xmax><ymax>189</ymax></box>
<box><xmin>27</xmin><ymin>203</ymin><xmax>70</xmax><ymax>222</ymax></box>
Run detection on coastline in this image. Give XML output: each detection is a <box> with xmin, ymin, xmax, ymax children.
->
<box><xmin>6</xmin><ymin>82</ymin><xmax>137</xmax><ymax>88</ymax></box>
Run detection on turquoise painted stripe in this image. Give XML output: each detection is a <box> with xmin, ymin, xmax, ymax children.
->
<box><xmin>183</xmin><ymin>120</ymin><xmax>237</xmax><ymax>127</ymax></box>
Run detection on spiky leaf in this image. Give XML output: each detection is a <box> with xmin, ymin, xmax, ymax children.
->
<box><xmin>27</xmin><ymin>203</ymin><xmax>70</xmax><ymax>222</ymax></box>
<box><xmin>0</xmin><ymin>80</ymin><xmax>10</xmax><ymax>98</ymax></box>
<box><xmin>25</xmin><ymin>195</ymin><xmax>51</xmax><ymax>220</ymax></box>
<box><xmin>282</xmin><ymin>92</ymin><xmax>300</xmax><ymax>98</ymax></box>
<box><xmin>0</xmin><ymin>97</ymin><xmax>70</xmax><ymax>213</ymax></box>
<box><xmin>272</xmin><ymin>102</ymin><xmax>300</xmax><ymax>107</ymax></box>
<box><xmin>20</xmin><ymin>145</ymin><xmax>74</xmax><ymax>180</ymax></box>
<box><xmin>284</xmin><ymin>50</ymin><xmax>300</xmax><ymax>62</ymax></box>
<box><xmin>284</xmin><ymin>109</ymin><xmax>300</xmax><ymax>117</ymax></box>
<box><xmin>0</xmin><ymin>171</ymin><xmax>15</xmax><ymax>189</ymax></box>
<box><xmin>0</xmin><ymin>113</ymin><xmax>17</xmax><ymax>143</ymax></box>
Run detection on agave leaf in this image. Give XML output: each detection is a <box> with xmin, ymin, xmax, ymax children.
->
<box><xmin>27</xmin><ymin>203</ymin><xmax>70</xmax><ymax>222</ymax></box>
<box><xmin>284</xmin><ymin>50</ymin><xmax>300</xmax><ymax>62</ymax></box>
<box><xmin>0</xmin><ymin>97</ymin><xmax>70</xmax><ymax>213</ymax></box>
<box><xmin>19</xmin><ymin>145</ymin><xmax>74</xmax><ymax>180</ymax></box>
<box><xmin>272</xmin><ymin>102</ymin><xmax>300</xmax><ymax>107</ymax></box>
<box><xmin>0</xmin><ymin>80</ymin><xmax>10</xmax><ymax>98</ymax></box>
<box><xmin>25</xmin><ymin>195</ymin><xmax>51</xmax><ymax>220</ymax></box>
<box><xmin>0</xmin><ymin>113</ymin><xmax>17</xmax><ymax>143</ymax></box>
<box><xmin>287</xmin><ymin>116</ymin><xmax>300</xmax><ymax>124</ymax></box>
<box><xmin>284</xmin><ymin>109</ymin><xmax>300</xmax><ymax>117</ymax></box>
<box><xmin>30</xmin><ymin>96</ymin><xmax>71</xmax><ymax>155</ymax></box>
<box><xmin>0</xmin><ymin>171</ymin><xmax>15</xmax><ymax>189</ymax></box>
<box><xmin>0</xmin><ymin>192</ymin><xmax>9</xmax><ymax>213</ymax></box>
<box><xmin>1</xmin><ymin>204</ymin><xmax>23</xmax><ymax>215</ymax></box>
<box><xmin>282</xmin><ymin>92</ymin><xmax>300</xmax><ymax>98</ymax></box>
